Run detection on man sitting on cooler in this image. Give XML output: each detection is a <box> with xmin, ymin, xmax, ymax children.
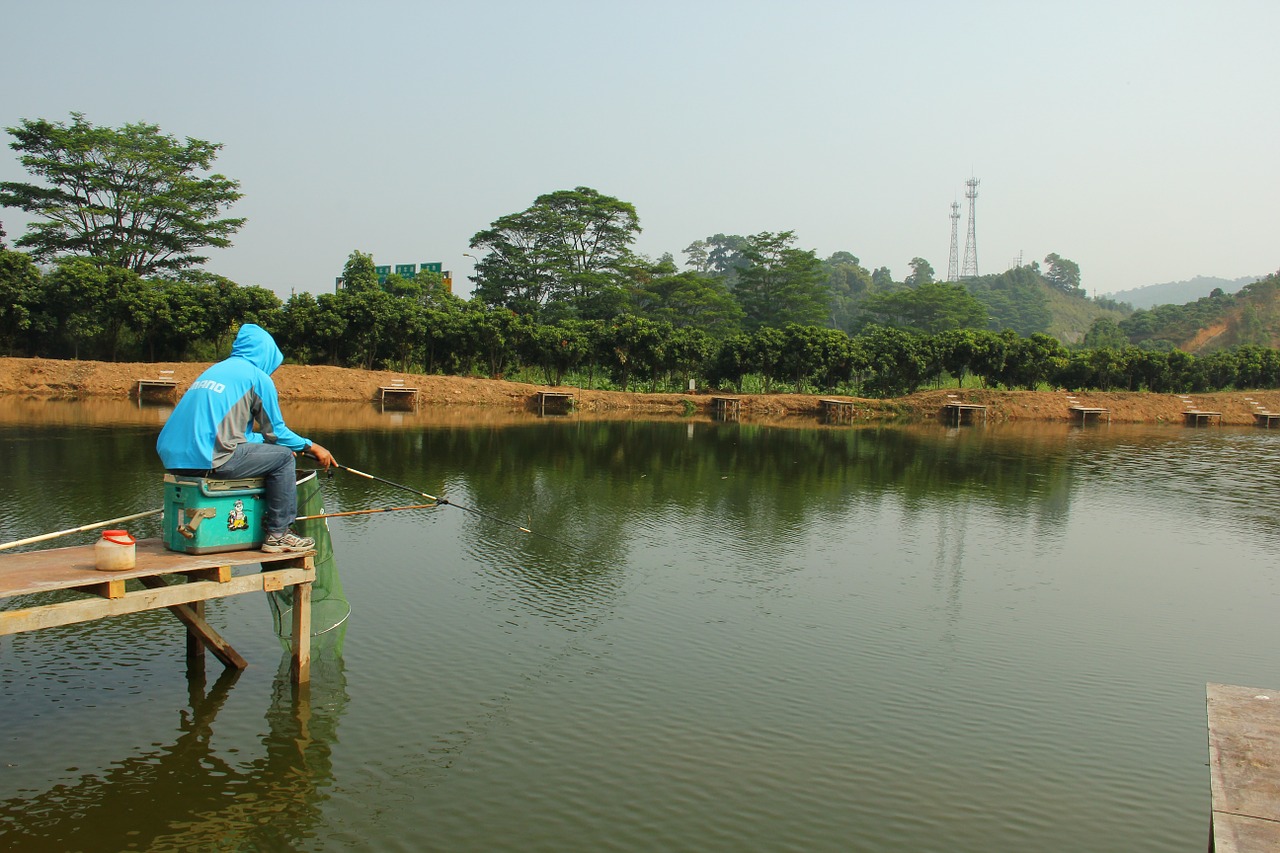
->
<box><xmin>156</xmin><ymin>323</ymin><xmax>336</xmax><ymax>553</ymax></box>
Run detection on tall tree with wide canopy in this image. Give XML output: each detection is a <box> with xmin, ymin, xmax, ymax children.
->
<box><xmin>734</xmin><ymin>231</ymin><xmax>828</xmax><ymax>330</ymax></box>
<box><xmin>469</xmin><ymin>186</ymin><xmax>640</xmax><ymax>317</ymax></box>
<box><xmin>0</xmin><ymin>113</ymin><xmax>245</xmax><ymax>275</ymax></box>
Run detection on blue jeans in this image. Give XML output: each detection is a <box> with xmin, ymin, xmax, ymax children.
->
<box><xmin>213</xmin><ymin>442</ymin><xmax>298</xmax><ymax>535</ymax></box>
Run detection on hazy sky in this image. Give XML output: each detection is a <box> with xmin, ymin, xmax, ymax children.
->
<box><xmin>2</xmin><ymin>1</ymin><xmax>1276</xmax><ymax>298</ymax></box>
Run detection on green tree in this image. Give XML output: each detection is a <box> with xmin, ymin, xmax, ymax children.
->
<box><xmin>38</xmin><ymin>258</ymin><xmax>109</xmax><ymax>358</ymax></box>
<box><xmin>707</xmin><ymin>332</ymin><xmax>753</xmax><ymax>393</ymax></box>
<box><xmin>778</xmin><ymin>324</ymin><xmax>827</xmax><ymax>392</ymax></box>
<box><xmin>860</xmin><ymin>281</ymin><xmax>987</xmax><ymax>334</ymax></box>
<box><xmin>1043</xmin><ymin>253</ymin><xmax>1082</xmax><ymax>295</ymax></box>
<box><xmin>601</xmin><ymin>315</ymin><xmax>667</xmax><ymax>391</ymax></box>
<box><xmin>339</xmin><ymin>250</ymin><xmax>380</xmax><ymax>292</ymax></box>
<box><xmin>1082</xmin><ymin>317</ymin><xmax>1129</xmax><ymax>350</ymax></box>
<box><xmin>825</xmin><ymin>251</ymin><xmax>874</xmax><ymax>334</ymax></box>
<box><xmin>734</xmin><ymin>231</ymin><xmax>828</xmax><ymax>330</ymax></box>
<box><xmin>338</xmin><ymin>285</ymin><xmax>397</xmax><ymax>370</ymax></box>
<box><xmin>627</xmin><ymin>266</ymin><xmax>744</xmax><ymax>338</ymax></box>
<box><xmin>0</xmin><ymin>113</ymin><xmax>244</xmax><ymax>275</ymax></box>
<box><xmin>0</xmin><ymin>248</ymin><xmax>41</xmax><ymax>355</ymax></box>
<box><xmin>470</xmin><ymin>186</ymin><xmax>640</xmax><ymax>317</ymax></box>
<box><xmin>905</xmin><ymin>257</ymin><xmax>935</xmax><ymax>287</ymax></box>
<box><xmin>857</xmin><ymin>325</ymin><xmax>927</xmax><ymax>397</ymax></box>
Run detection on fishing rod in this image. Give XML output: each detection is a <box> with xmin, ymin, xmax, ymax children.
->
<box><xmin>295</xmin><ymin>503</ymin><xmax>436</xmax><ymax>522</ymax></box>
<box><xmin>0</xmin><ymin>508</ymin><xmax>164</xmax><ymax>552</ymax></box>
<box><xmin>332</xmin><ymin>464</ymin><xmax>578</xmax><ymax>549</ymax></box>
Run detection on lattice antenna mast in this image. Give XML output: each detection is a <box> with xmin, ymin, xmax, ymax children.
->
<box><xmin>961</xmin><ymin>177</ymin><xmax>980</xmax><ymax>278</ymax></box>
<box><xmin>947</xmin><ymin>201</ymin><xmax>961</xmax><ymax>282</ymax></box>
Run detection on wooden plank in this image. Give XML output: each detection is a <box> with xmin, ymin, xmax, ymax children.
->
<box><xmin>138</xmin><ymin>576</ymin><xmax>249</xmax><ymax>670</ymax></box>
<box><xmin>0</xmin><ymin>538</ymin><xmax>305</xmax><ymax>599</ymax></box>
<box><xmin>85</xmin><ymin>578</ymin><xmax>128</xmax><ymax>599</ymax></box>
<box><xmin>185</xmin><ymin>565</ymin><xmax>232</xmax><ymax>584</ymax></box>
<box><xmin>1207</xmin><ymin>683</ymin><xmax>1280</xmax><ymax>852</ymax></box>
<box><xmin>0</xmin><ymin>566</ymin><xmax>313</xmax><ymax>636</ymax></box>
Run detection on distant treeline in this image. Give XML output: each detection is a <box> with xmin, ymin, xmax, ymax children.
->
<box><xmin>1</xmin><ymin>249</ymin><xmax>1278</xmax><ymax>397</ymax></box>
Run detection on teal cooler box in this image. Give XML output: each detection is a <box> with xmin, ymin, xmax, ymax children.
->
<box><xmin>163</xmin><ymin>474</ymin><xmax>266</xmax><ymax>554</ymax></box>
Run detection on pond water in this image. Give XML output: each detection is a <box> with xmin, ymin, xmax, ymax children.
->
<box><xmin>1</xmin><ymin>400</ymin><xmax>1278</xmax><ymax>851</ymax></box>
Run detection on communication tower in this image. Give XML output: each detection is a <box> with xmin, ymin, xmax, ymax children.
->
<box><xmin>946</xmin><ymin>201</ymin><xmax>961</xmax><ymax>282</ymax></box>
<box><xmin>961</xmin><ymin>177</ymin><xmax>980</xmax><ymax>278</ymax></box>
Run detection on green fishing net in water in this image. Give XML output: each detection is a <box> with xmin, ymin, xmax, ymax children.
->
<box><xmin>264</xmin><ymin>471</ymin><xmax>349</xmax><ymax>648</ymax></box>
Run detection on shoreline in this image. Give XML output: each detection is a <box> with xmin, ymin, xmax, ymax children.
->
<box><xmin>0</xmin><ymin>356</ymin><xmax>1277</xmax><ymax>426</ymax></box>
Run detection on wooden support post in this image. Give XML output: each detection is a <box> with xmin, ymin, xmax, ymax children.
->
<box><xmin>138</xmin><ymin>576</ymin><xmax>248</xmax><ymax>671</ymax></box>
<box><xmin>291</xmin><ymin>581</ymin><xmax>312</xmax><ymax>685</ymax></box>
<box><xmin>187</xmin><ymin>599</ymin><xmax>206</xmax><ymax>668</ymax></box>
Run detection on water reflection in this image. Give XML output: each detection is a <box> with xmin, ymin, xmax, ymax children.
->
<box><xmin>0</xmin><ymin>652</ymin><xmax>347</xmax><ymax>852</ymax></box>
<box><xmin>6</xmin><ymin>401</ymin><xmax>1280</xmax><ymax>851</ymax></box>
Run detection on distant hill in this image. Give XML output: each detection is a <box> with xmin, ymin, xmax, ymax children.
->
<box><xmin>962</xmin><ymin>266</ymin><xmax>1127</xmax><ymax>345</ymax></box>
<box><xmin>1107</xmin><ymin>275</ymin><xmax>1261</xmax><ymax>310</ymax></box>
<box><xmin>1117</xmin><ymin>273</ymin><xmax>1280</xmax><ymax>353</ymax></box>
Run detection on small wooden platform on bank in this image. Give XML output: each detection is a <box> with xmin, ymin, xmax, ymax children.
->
<box><xmin>712</xmin><ymin>396</ymin><xmax>741</xmax><ymax>420</ymax></box>
<box><xmin>1069</xmin><ymin>405</ymin><xmax>1111</xmax><ymax>424</ymax></box>
<box><xmin>940</xmin><ymin>402</ymin><xmax>987</xmax><ymax>425</ymax></box>
<box><xmin>378</xmin><ymin>380</ymin><xmax>419</xmax><ymax>409</ymax></box>
<box><xmin>0</xmin><ymin>538</ymin><xmax>315</xmax><ymax>684</ymax></box>
<box><xmin>135</xmin><ymin>370</ymin><xmax>178</xmax><ymax>401</ymax></box>
<box><xmin>536</xmin><ymin>390</ymin><xmax>575</xmax><ymax>415</ymax></box>
<box><xmin>1253</xmin><ymin>412</ymin><xmax>1280</xmax><ymax>429</ymax></box>
<box><xmin>1185</xmin><ymin>410</ymin><xmax>1223</xmax><ymax>427</ymax></box>
<box><xmin>820</xmin><ymin>399</ymin><xmax>856</xmax><ymax>424</ymax></box>
<box><xmin>1207</xmin><ymin>682</ymin><xmax>1280</xmax><ymax>851</ymax></box>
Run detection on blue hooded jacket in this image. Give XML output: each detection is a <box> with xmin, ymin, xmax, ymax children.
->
<box><xmin>156</xmin><ymin>324</ymin><xmax>312</xmax><ymax>471</ymax></box>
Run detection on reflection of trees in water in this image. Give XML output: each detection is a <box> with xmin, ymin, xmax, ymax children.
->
<box><xmin>0</xmin><ymin>650</ymin><xmax>347</xmax><ymax>852</ymax></box>
<box><xmin>312</xmin><ymin>422</ymin><xmax>1088</xmax><ymax>626</ymax></box>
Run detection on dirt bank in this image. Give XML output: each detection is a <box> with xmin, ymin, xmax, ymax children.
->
<box><xmin>0</xmin><ymin>357</ymin><xmax>1276</xmax><ymax>425</ymax></box>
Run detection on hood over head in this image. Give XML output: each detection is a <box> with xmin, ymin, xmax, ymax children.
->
<box><xmin>229</xmin><ymin>323</ymin><xmax>284</xmax><ymax>374</ymax></box>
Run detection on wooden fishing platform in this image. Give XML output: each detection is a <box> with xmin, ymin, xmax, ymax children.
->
<box><xmin>0</xmin><ymin>538</ymin><xmax>316</xmax><ymax>684</ymax></box>
<box><xmin>135</xmin><ymin>370</ymin><xmax>178</xmax><ymax>401</ymax></box>
<box><xmin>711</xmin><ymin>396</ymin><xmax>741</xmax><ymax>420</ymax></box>
<box><xmin>1184</xmin><ymin>410</ymin><xmax>1223</xmax><ymax>427</ymax></box>
<box><xmin>536</xmin><ymin>390</ymin><xmax>575</xmax><ymax>415</ymax></box>
<box><xmin>1207</xmin><ymin>682</ymin><xmax>1280</xmax><ymax>851</ymax></box>
<box><xmin>940</xmin><ymin>401</ymin><xmax>987</xmax><ymax>425</ymax></box>
<box><xmin>378</xmin><ymin>379</ymin><xmax>419</xmax><ymax>410</ymax></box>
<box><xmin>819</xmin><ymin>399</ymin><xmax>856</xmax><ymax>424</ymax></box>
<box><xmin>1253</xmin><ymin>411</ymin><xmax>1280</xmax><ymax>429</ymax></box>
<box><xmin>1069</xmin><ymin>405</ymin><xmax>1111</xmax><ymax>424</ymax></box>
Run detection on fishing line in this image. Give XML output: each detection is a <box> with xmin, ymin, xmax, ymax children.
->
<box><xmin>327</xmin><ymin>464</ymin><xmax>581</xmax><ymax>550</ymax></box>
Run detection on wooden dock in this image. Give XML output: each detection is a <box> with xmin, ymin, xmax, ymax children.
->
<box><xmin>711</xmin><ymin>396</ymin><xmax>741</xmax><ymax>420</ymax></box>
<box><xmin>1207</xmin><ymin>683</ymin><xmax>1280</xmax><ymax>851</ymax></box>
<box><xmin>378</xmin><ymin>379</ymin><xmax>419</xmax><ymax>410</ymax></box>
<box><xmin>1252</xmin><ymin>412</ymin><xmax>1280</xmax><ymax>429</ymax></box>
<box><xmin>135</xmin><ymin>370</ymin><xmax>178</xmax><ymax>401</ymax></box>
<box><xmin>1184</xmin><ymin>410</ymin><xmax>1223</xmax><ymax>426</ymax></box>
<box><xmin>819</xmin><ymin>399</ymin><xmax>856</xmax><ymax>424</ymax></box>
<box><xmin>1069</xmin><ymin>406</ymin><xmax>1111</xmax><ymax>424</ymax></box>
<box><xmin>536</xmin><ymin>390</ymin><xmax>574</xmax><ymax>415</ymax></box>
<box><xmin>0</xmin><ymin>538</ymin><xmax>315</xmax><ymax>684</ymax></box>
<box><xmin>940</xmin><ymin>402</ymin><xmax>987</xmax><ymax>425</ymax></box>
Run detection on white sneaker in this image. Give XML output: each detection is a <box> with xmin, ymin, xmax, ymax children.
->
<box><xmin>261</xmin><ymin>530</ymin><xmax>315</xmax><ymax>553</ymax></box>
